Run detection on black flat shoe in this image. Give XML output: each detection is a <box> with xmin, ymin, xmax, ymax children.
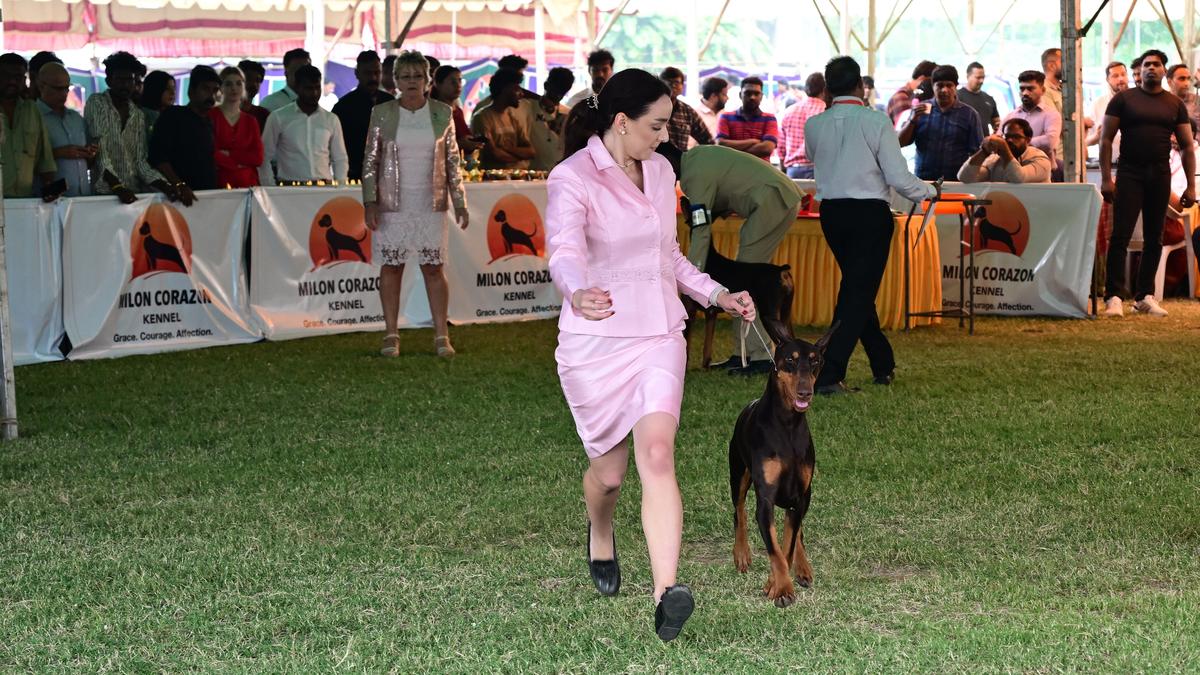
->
<box><xmin>710</xmin><ymin>355</ymin><xmax>744</xmax><ymax>370</ymax></box>
<box><xmin>587</xmin><ymin>522</ymin><xmax>620</xmax><ymax>596</ymax></box>
<box><xmin>873</xmin><ymin>372</ymin><xmax>894</xmax><ymax>385</ymax></box>
<box><xmin>727</xmin><ymin>360</ymin><xmax>773</xmax><ymax>376</ymax></box>
<box><xmin>655</xmin><ymin>585</ymin><xmax>695</xmax><ymax>642</ymax></box>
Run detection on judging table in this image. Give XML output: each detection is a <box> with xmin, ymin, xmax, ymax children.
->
<box><xmin>678</xmin><ymin>213</ymin><xmax>942</xmax><ymax>329</ymax></box>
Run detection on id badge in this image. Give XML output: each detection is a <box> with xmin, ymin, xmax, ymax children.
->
<box><xmin>689</xmin><ymin>203</ymin><xmax>709</xmax><ymax>228</ymax></box>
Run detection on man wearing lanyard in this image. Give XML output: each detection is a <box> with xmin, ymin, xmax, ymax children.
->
<box><xmin>805</xmin><ymin>56</ymin><xmax>938</xmax><ymax>394</ymax></box>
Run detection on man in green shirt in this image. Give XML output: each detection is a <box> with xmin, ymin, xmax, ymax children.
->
<box><xmin>668</xmin><ymin>143</ymin><xmax>803</xmax><ymax>373</ymax></box>
<box><xmin>1</xmin><ymin>53</ymin><xmax>58</xmax><ymax>199</ymax></box>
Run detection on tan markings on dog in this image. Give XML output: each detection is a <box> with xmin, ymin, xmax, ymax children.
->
<box><xmin>800</xmin><ymin>463</ymin><xmax>813</xmax><ymax>490</ymax></box>
<box><xmin>733</xmin><ymin>470</ymin><xmax>752</xmax><ymax>572</ymax></box>
<box><xmin>764</xmin><ymin>522</ymin><xmax>796</xmax><ymax>605</ymax></box>
<box><xmin>773</xmin><ymin>371</ymin><xmax>799</xmax><ymax>408</ymax></box>
<box><xmin>787</xmin><ymin>511</ymin><xmax>814</xmax><ymax>587</ymax></box>
<box><xmin>761</xmin><ymin>457</ymin><xmax>783</xmax><ymax>486</ymax></box>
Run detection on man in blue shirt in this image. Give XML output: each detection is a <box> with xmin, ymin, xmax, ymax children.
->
<box><xmin>36</xmin><ymin>62</ymin><xmax>94</xmax><ymax>197</ymax></box>
<box><xmin>898</xmin><ymin>65</ymin><xmax>983</xmax><ymax>181</ymax></box>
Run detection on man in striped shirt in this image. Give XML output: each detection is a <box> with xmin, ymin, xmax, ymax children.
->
<box><xmin>779</xmin><ymin>73</ymin><xmax>826</xmax><ymax>178</ymax></box>
<box><xmin>716</xmin><ymin>76</ymin><xmax>778</xmax><ymax>162</ymax></box>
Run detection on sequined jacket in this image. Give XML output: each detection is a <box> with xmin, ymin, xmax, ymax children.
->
<box><xmin>361</xmin><ymin>99</ymin><xmax>466</xmax><ymax>213</ymax></box>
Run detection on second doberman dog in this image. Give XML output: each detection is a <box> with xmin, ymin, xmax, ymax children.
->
<box><xmin>729</xmin><ymin>322</ymin><xmax>836</xmax><ymax>607</ymax></box>
<box><xmin>139</xmin><ymin>222</ymin><xmax>187</xmax><ymax>272</ymax></box>
<box><xmin>319</xmin><ymin>213</ymin><xmax>368</xmax><ymax>262</ymax></box>
<box><xmin>683</xmin><ymin>242</ymin><xmax>794</xmax><ymax>368</ymax></box>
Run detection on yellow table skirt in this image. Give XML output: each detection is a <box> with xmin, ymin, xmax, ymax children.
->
<box><xmin>678</xmin><ymin>214</ymin><xmax>942</xmax><ymax>329</ymax></box>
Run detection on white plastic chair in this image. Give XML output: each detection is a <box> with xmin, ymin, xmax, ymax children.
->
<box><xmin>1125</xmin><ymin>209</ymin><xmax>1197</xmax><ymax>301</ymax></box>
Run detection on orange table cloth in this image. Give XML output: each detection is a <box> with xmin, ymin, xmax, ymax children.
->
<box><xmin>678</xmin><ymin>214</ymin><xmax>941</xmax><ymax>329</ymax></box>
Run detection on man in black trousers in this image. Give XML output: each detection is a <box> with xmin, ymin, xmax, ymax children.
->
<box><xmin>804</xmin><ymin>56</ymin><xmax>939</xmax><ymax>394</ymax></box>
<box><xmin>1100</xmin><ymin>48</ymin><xmax>1196</xmax><ymax>317</ymax></box>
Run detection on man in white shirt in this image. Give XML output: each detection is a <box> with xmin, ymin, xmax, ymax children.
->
<box><xmin>565</xmin><ymin>49</ymin><xmax>614</xmax><ymax>110</ymax></box>
<box><xmin>259</xmin><ymin>65</ymin><xmax>349</xmax><ymax>185</ymax></box>
<box><xmin>691</xmin><ymin>76</ymin><xmax>729</xmax><ymax>144</ymax></box>
<box><xmin>805</xmin><ymin>56</ymin><xmax>938</xmax><ymax>395</ymax></box>
<box><xmin>260</xmin><ymin>48</ymin><xmax>311</xmax><ymax>112</ymax></box>
<box><xmin>1085</xmin><ymin>61</ymin><xmax>1128</xmax><ymax>157</ymax></box>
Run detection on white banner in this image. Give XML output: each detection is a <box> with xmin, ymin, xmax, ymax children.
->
<box><xmin>248</xmin><ymin>187</ymin><xmax>421</xmax><ymax>340</ymax></box>
<box><xmin>931</xmin><ymin>184</ymin><xmax>1100</xmax><ymax>318</ymax></box>
<box><xmin>3</xmin><ymin>199</ymin><xmax>65</xmax><ymax>365</ymax></box>
<box><xmin>804</xmin><ymin>179</ymin><xmax>1101</xmax><ymax>319</ymax></box>
<box><xmin>447</xmin><ymin>182</ymin><xmax>562</xmax><ymax>324</ymax></box>
<box><xmin>62</xmin><ymin>191</ymin><xmax>262</xmax><ymax>359</ymax></box>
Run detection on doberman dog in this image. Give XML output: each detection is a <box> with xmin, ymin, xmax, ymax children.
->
<box><xmin>139</xmin><ymin>222</ymin><xmax>187</xmax><ymax>272</ymax></box>
<box><xmin>683</xmin><ymin>242</ymin><xmax>795</xmax><ymax>368</ymax></box>
<box><xmin>975</xmin><ymin>206</ymin><xmax>1023</xmax><ymax>255</ymax></box>
<box><xmin>496</xmin><ymin>209</ymin><xmax>540</xmax><ymax>256</ymax></box>
<box><xmin>318</xmin><ymin>213</ymin><xmax>368</xmax><ymax>262</ymax></box>
<box><xmin>728</xmin><ymin>322</ymin><xmax>836</xmax><ymax>607</ymax></box>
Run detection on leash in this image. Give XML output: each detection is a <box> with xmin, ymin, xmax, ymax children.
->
<box><xmin>739</xmin><ymin>320</ymin><xmax>777</xmax><ymax>371</ymax></box>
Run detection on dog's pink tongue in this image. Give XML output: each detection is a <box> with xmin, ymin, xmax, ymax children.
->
<box><xmin>793</xmin><ymin>399</ymin><xmax>810</xmax><ymax>412</ymax></box>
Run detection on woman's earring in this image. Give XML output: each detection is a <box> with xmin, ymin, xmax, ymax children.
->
<box><xmin>620</xmin><ymin>127</ymin><xmax>627</xmax><ymax>135</ymax></box>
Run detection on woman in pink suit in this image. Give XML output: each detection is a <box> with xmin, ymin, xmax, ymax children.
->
<box><xmin>547</xmin><ymin>69</ymin><xmax>755</xmax><ymax>641</ymax></box>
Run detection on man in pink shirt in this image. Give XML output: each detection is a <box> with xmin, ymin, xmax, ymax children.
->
<box><xmin>1003</xmin><ymin>70</ymin><xmax>1063</xmax><ymax>180</ymax></box>
<box><xmin>779</xmin><ymin>73</ymin><xmax>826</xmax><ymax>178</ymax></box>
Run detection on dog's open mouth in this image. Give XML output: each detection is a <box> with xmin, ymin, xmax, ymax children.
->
<box><xmin>793</xmin><ymin>397</ymin><xmax>811</xmax><ymax>412</ymax></box>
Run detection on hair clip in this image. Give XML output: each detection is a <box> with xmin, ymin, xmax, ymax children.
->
<box><xmin>586</xmin><ymin>94</ymin><xmax>599</xmax><ymax>110</ymax></box>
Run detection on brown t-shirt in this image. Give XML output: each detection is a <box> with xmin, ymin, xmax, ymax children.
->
<box><xmin>1105</xmin><ymin>87</ymin><xmax>1189</xmax><ymax>169</ymax></box>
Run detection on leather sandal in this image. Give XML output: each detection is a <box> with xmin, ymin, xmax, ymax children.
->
<box><xmin>380</xmin><ymin>334</ymin><xmax>400</xmax><ymax>357</ymax></box>
<box><xmin>434</xmin><ymin>335</ymin><xmax>455</xmax><ymax>359</ymax></box>
<box><xmin>587</xmin><ymin>521</ymin><xmax>620</xmax><ymax>596</ymax></box>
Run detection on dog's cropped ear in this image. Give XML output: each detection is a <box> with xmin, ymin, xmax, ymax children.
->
<box><xmin>815</xmin><ymin>320</ymin><xmax>840</xmax><ymax>353</ymax></box>
<box><xmin>763</xmin><ymin>318</ymin><xmax>794</xmax><ymax>346</ymax></box>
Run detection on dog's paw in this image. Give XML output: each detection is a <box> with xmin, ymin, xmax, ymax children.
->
<box><xmin>764</xmin><ymin>577</ymin><xmax>797</xmax><ymax>608</ymax></box>
<box><xmin>795</xmin><ymin>573</ymin><xmax>813</xmax><ymax>588</ymax></box>
<box><xmin>733</xmin><ymin>544</ymin><xmax>751</xmax><ymax>573</ymax></box>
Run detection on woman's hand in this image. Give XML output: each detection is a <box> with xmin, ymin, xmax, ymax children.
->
<box><xmin>571</xmin><ymin>287</ymin><xmax>614</xmax><ymax>320</ymax></box>
<box><xmin>716</xmin><ymin>290</ymin><xmax>756</xmax><ymax>322</ymax></box>
<box><xmin>455</xmin><ymin>206</ymin><xmax>469</xmax><ymax>229</ymax></box>
<box><xmin>365</xmin><ymin>203</ymin><xmax>379</xmax><ymax>231</ymax></box>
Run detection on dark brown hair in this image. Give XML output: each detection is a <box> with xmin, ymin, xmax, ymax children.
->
<box><xmin>562</xmin><ymin>68</ymin><xmax>670</xmax><ymax>159</ymax></box>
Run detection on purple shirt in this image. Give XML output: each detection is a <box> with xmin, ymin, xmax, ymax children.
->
<box><xmin>1004</xmin><ymin>103</ymin><xmax>1062</xmax><ymax>164</ymax></box>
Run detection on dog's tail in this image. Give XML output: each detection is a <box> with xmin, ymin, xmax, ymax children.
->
<box><xmin>526</xmin><ymin>222</ymin><xmax>539</xmax><ymax>237</ymax></box>
<box><xmin>355</xmin><ymin>230</ymin><xmax>368</xmax><ymax>242</ymax></box>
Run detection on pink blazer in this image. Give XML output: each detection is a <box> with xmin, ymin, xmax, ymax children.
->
<box><xmin>546</xmin><ymin>135</ymin><xmax>721</xmax><ymax>337</ymax></box>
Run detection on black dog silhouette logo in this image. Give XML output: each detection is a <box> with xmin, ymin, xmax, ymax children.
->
<box><xmin>131</xmin><ymin>202</ymin><xmax>192</xmax><ymax>279</ymax></box>
<box><xmin>308</xmin><ymin>196</ymin><xmax>371</xmax><ymax>268</ymax></box>
<box><xmin>970</xmin><ymin>191</ymin><xmax>1031</xmax><ymax>257</ymax></box>
<box><xmin>486</xmin><ymin>194</ymin><xmax>544</xmax><ymax>262</ymax></box>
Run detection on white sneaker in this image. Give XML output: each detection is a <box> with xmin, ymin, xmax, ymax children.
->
<box><xmin>1133</xmin><ymin>296</ymin><xmax>1168</xmax><ymax>317</ymax></box>
<box><xmin>1104</xmin><ymin>296</ymin><xmax>1124</xmax><ymax>317</ymax></box>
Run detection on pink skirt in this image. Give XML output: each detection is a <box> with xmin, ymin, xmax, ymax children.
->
<box><xmin>555</xmin><ymin>330</ymin><xmax>686</xmax><ymax>458</ymax></box>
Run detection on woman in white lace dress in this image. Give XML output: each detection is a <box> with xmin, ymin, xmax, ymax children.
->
<box><xmin>362</xmin><ymin>50</ymin><xmax>469</xmax><ymax>358</ymax></box>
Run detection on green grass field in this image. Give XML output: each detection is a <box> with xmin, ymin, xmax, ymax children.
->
<box><xmin>3</xmin><ymin>303</ymin><xmax>1200</xmax><ymax>672</ymax></box>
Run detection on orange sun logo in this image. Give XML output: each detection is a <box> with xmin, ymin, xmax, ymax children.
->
<box><xmin>486</xmin><ymin>194</ymin><xmax>544</xmax><ymax>262</ymax></box>
<box><xmin>308</xmin><ymin>196</ymin><xmax>371</xmax><ymax>268</ymax></box>
<box><xmin>130</xmin><ymin>202</ymin><xmax>192</xmax><ymax>280</ymax></box>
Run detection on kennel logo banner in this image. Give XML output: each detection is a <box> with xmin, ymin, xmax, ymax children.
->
<box><xmin>3</xmin><ymin>199</ymin><xmax>66</xmax><ymax>365</ymax></box>
<box><xmin>250</xmin><ymin>187</ymin><xmax>391</xmax><ymax>339</ymax></box>
<box><xmin>448</xmin><ymin>183</ymin><xmax>562</xmax><ymax>324</ymax></box>
<box><xmin>933</xmin><ymin>184</ymin><xmax>1100</xmax><ymax>318</ymax></box>
<box><xmin>62</xmin><ymin>192</ymin><xmax>262</xmax><ymax>360</ymax></box>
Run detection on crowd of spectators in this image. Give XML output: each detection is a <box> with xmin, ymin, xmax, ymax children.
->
<box><xmin>3</xmin><ymin>44</ymin><xmax>1199</xmax><ymax>207</ymax></box>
